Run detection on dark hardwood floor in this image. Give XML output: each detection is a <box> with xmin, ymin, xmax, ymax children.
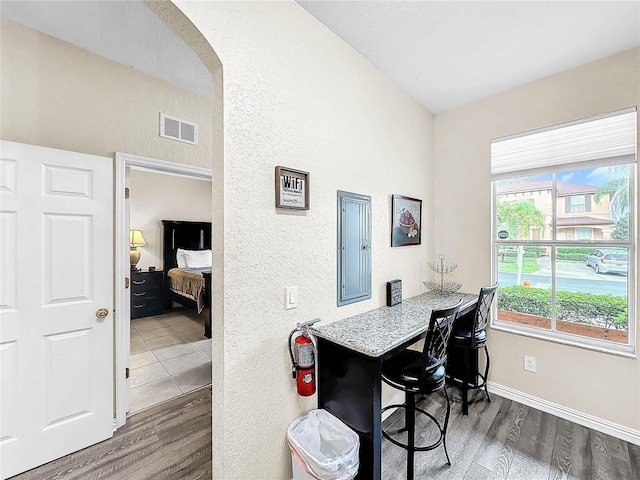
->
<box><xmin>11</xmin><ymin>386</ymin><xmax>211</xmax><ymax>480</ymax></box>
<box><xmin>382</xmin><ymin>388</ymin><xmax>640</xmax><ymax>480</ymax></box>
<box><xmin>9</xmin><ymin>386</ymin><xmax>639</xmax><ymax>479</ymax></box>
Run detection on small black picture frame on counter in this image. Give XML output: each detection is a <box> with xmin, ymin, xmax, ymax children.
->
<box><xmin>387</xmin><ymin>279</ymin><xmax>402</xmax><ymax>306</ymax></box>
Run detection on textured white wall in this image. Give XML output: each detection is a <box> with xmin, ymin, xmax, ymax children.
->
<box><xmin>434</xmin><ymin>48</ymin><xmax>640</xmax><ymax>429</ymax></box>
<box><xmin>129</xmin><ymin>169</ymin><xmax>212</xmax><ymax>270</ymax></box>
<box><xmin>174</xmin><ymin>2</ymin><xmax>435</xmax><ymax>478</ymax></box>
<box><xmin>0</xmin><ymin>18</ymin><xmax>213</xmax><ymax>167</ymax></box>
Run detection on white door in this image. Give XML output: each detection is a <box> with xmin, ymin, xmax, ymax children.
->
<box><xmin>0</xmin><ymin>141</ymin><xmax>114</xmax><ymax>479</ymax></box>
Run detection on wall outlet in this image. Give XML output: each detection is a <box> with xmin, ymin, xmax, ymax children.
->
<box><xmin>523</xmin><ymin>355</ymin><xmax>536</xmax><ymax>373</ymax></box>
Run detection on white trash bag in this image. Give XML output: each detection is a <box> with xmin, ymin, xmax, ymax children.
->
<box><xmin>287</xmin><ymin>409</ymin><xmax>360</xmax><ymax>480</ymax></box>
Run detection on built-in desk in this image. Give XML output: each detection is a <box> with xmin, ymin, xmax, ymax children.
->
<box><xmin>313</xmin><ymin>291</ymin><xmax>478</xmax><ymax>480</ymax></box>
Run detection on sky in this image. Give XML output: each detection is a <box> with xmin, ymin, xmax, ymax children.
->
<box><xmin>521</xmin><ymin>165</ymin><xmax>629</xmax><ymax>188</ymax></box>
<box><xmin>558</xmin><ymin>166</ymin><xmax>628</xmax><ymax>187</ymax></box>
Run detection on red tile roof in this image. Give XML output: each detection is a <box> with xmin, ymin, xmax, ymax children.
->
<box><xmin>556</xmin><ymin>216</ymin><xmax>612</xmax><ymax>226</ymax></box>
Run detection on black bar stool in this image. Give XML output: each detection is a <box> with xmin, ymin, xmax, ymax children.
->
<box><xmin>381</xmin><ymin>299</ymin><xmax>462</xmax><ymax>480</ymax></box>
<box><xmin>449</xmin><ymin>284</ymin><xmax>498</xmax><ymax>415</ymax></box>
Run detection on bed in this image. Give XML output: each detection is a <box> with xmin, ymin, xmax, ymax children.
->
<box><xmin>162</xmin><ymin>220</ymin><xmax>212</xmax><ymax>339</ymax></box>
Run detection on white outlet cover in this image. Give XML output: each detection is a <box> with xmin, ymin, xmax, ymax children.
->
<box><xmin>523</xmin><ymin>355</ymin><xmax>537</xmax><ymax>372</ymax></box>
<box><xmin>285</xmin><ymin>286</ymin><xmax>298</xmax><ymax>310</ymax></box>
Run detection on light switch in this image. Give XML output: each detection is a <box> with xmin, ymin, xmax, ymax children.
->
<box><xmin>285</xmin><ymin>286</ymin><xmax>298</xmax><ymax>310</ymax></box>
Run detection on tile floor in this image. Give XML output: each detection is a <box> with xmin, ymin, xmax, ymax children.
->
<box><xmin>129</xmin><ymin>308</ymin><xmax>212</xmax><ymax>414</ymax></box>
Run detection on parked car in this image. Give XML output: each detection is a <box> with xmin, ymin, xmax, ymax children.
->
<box><xmin>586</xmin><ymin>249</ymin><xmax>628</xmax><ymax>275</ymax></box>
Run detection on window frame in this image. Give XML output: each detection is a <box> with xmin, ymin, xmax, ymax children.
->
<box><xmin>491</xmin><ymin>161</ymin><xmax>636</xmax><ymax>357</ymax></box>
<box><xmin>569</xmin><ymin>195</ymin><xmax>586</xmax><ymax>213</ymax></box>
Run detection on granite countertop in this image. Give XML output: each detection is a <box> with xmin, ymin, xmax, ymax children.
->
<box><xmin>312</xmin><ymin>291</ymin><xmax>478</xmax><ymax>357</ymax></box>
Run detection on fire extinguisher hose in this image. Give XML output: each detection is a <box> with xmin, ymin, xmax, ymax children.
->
<box><xmin>288</xmin><ymin>328</ymin><xmax>298</xmax><ymax>378</ymax></box>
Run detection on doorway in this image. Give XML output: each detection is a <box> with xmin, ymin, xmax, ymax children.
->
<box><xmin>129</xmin><ymin>168</ymin><xmax>213</xmax><ymax>413</ymax></box>
<box><xmin>114</xmin><ymin>153</ymin><xmax>213</xmax><ymax>426</ymax></box>
<box><xmin>1</xmin><ymin>2</ymin><xmax>223</xmax><ymax>474</ymax></box>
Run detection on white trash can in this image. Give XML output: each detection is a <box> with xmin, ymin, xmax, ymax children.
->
<box><xmin>287</xmin><ymin>409</ymin><xmax>360</xmax><ymax>480</ymax></box>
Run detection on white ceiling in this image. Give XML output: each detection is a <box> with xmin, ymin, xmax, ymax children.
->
<box><xmin>3</xmin><ymin>1</ymin><xmax>638</xmax><ymax>113</ymax></box>
<box><xmin>296</xmin><ymin>1</ymin><xmax>640</xmax><ymax>113</ymax></box>
<box><xmin>0</xmin><ymin>0</ymin><xmax>213</xmax><ymax>99</ymax></box>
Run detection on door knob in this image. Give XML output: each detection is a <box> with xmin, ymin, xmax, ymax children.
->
<box><xmin>96</xmin><ymin>308</ymin><xmax>109</xmax><ymax>319</ymax></box>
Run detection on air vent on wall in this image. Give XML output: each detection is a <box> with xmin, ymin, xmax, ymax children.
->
<box><xmin>160</xmin><ymin>113</ymin><xmax>198</xmax><ymax>146</ymax></box>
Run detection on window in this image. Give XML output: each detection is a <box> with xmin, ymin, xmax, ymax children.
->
<box><xmin>491</xmin><ymin>108</ymin><xmax>636</xmax><ymax>354</ymax></box>
<box><xmin>569</xmin><ymin>195</ymin><xmax>586</xmax><ymax>213</ymax></box>
<box><xmin>576</xmin><ymin>227</ymin><xmax>591</xmax><ymax>240</ymax></box>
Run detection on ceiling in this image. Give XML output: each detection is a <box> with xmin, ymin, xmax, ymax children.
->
<box><xmin>0</xmin><ymin>1</ymin><xmax>213</xmax><ymax>99</ymax></box>
<box><xmin>296</xmin><ymin>1</ymin><xmax>640</xmax><ymax>113</ymax></box>
<box><xmin>2</xmin><ymin>1</ymin><xmax>638</xmax><ymax>113</ymax></box>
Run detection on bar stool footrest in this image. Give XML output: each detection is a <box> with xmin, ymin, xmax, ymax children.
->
<box><xmin>381</xmin><ymin>404</ymin><xmax>446</xmax><ymax>452</ymax></box>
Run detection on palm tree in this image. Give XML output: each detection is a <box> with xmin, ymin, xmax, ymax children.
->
<box><xmin>594</xmin><ymin>177</ymin><xmax>628</xmax><ymax>221</ymax></box>
<box><xmin>594</xmin><ymin>167</ymin><xmax>629</xmax><ymax>240</ymax></box>
<box><xmin>497</xmin><ymin>200</ymin><xmax>546</xmax><ymax>239</ymax></box>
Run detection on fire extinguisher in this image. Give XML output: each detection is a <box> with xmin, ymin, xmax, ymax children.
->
<box><xmin>288</xmin><ymin>319</ymin><xmax>320</xmax><ymax>396</ymax></box>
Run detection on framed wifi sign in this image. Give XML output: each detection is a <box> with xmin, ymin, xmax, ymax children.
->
<box><xmin>275</xmin><ymin>166</ymin><xmax>309</xmax><ymax>210</ymax></box>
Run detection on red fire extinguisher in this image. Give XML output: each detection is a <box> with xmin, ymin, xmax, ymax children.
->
<box><xmin>288</xmin><ymin>319</ymin><xmax>320</xmax><ymax>396</ymax></box>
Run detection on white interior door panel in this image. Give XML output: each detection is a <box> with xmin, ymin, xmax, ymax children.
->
<box><xmin>0</xmin><ymin>141</ymin><xmax>114</xmax><ymax>479</ymax></box>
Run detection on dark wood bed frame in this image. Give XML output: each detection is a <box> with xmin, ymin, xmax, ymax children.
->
<box><xmin>162</xmin><ymin>220</ymin><xmax>212</xmax><ymax>339</ymax></box>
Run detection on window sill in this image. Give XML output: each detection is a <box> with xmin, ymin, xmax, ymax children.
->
<box><xmin>490</xmin><ymin>320</ymin><xmax>636</xmax><ymax>359</ymax></box>
<box><xmin>497</xmin><ymin>310</ymin><xmax>628</xmax><ymax>344</ymax></box>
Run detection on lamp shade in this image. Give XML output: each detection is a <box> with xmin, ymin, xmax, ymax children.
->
<box><xmin>129</xmin><ymin>229</ymin><xmax>147</xmax><ymax>247</ymax></box>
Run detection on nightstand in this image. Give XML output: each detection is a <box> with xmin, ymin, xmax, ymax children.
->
<box><xmin>130</xmin><ymin>270</ymin><xmax>164</xmax><ymax>319</ymax></box>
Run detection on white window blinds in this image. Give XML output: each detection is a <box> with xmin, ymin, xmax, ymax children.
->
<box><xmin>491</xmin><ymin>108</ymin><xmax>637</xmax><ymax>179</ymax></box>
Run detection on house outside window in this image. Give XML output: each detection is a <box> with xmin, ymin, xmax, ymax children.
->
<box><xmin>576</xmin><ymin>227</ymin><xmax>592</xmax><ymax>240</ymax></box>
<box><xmin>531</xmin><ymin>227</ymin><xmax>541</xmax><ymax>240</ymax></box>
<box><xmin>569</xmin><ymin>195</ymin><xmax>586</xmax><ymax>213</ymax></box>
<box><xmin>491</xmin><ymin>108</ymin><xmax>636</xmax><ymax>355</ymax></box>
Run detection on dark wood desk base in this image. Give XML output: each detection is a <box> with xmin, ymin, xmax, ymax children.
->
<box><xmin>317</xmin><ymin>338</ymin><xmax>382</xmax><ymax>479</ymax></box>
<box><xmin>317</xmin><ymin>306</ymin><xmax>477</xmax><ymax>480</ymax></box>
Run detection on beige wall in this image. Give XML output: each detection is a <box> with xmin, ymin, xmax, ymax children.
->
<box><xmin>1</xmin><ymin>11</ymin><xmax>221</xmax><ymax>467</ymax></box>
<box><xmin>6</xmin><ymin>4</ymin><xmax>638</xmax><ymax>479</ymax></box>
<box><xmin>174</xmin><ymin>2</ymin><xmax>435</xmax><ymax>478</ymax></box>
<box><xmin>0</xmin><ymin>18</ymin><xmax>213</xmax><ymax>168</ymax></box>
<box><xmin>129</xmin><ymin>169</ymin><xmax>212</xmax><ymax>270</ymax></box>
<box><xmin>434</xmin><ymin>48</ymin><xmax>640</xmax><ymax>430</ymax></box>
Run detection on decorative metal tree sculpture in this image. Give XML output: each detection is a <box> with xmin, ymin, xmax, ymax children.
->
<box><xmin>424</xmin><ymin>254</ymin><xmax>462</xmax><ymax>295</ymax></box>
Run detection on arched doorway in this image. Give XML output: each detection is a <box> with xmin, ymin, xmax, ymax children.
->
<box><xmin>0</xmin><ymin>1</ymin><xmax>223</xmax><ymax>477</ymax></box>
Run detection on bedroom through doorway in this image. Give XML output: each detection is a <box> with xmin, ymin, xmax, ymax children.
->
<box><xmin>126</xmin><ymin>165</ymin><xmax>213</xmax><ymax>414</ymax></box>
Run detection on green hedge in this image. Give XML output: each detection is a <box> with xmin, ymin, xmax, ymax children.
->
<box><xmin>556</xmin><ymin>291</ymin><xmax>627</xmax><ymax>329</ymax></box>
<box><xmin>497</xmin><ymin>286</ymin><xmax>627</xmax><ymax>330</ymax></box>
<box><xmin>497</xmin><ymin>286</ymin><xmax>551</xmax><ymax>317</ymax></box>
<box><xmin>524</xmin><ymin>246</ymin><xmax>543</xmax><ymax>258</ymax></box>
<box><xmin>556</xmin><ymin>247</ymin><xmax>592</xmax><ymax>262</ymax></box>
<box><xmin>556</xmin><ymin>252</ymin><xmax>588</xmax><ymax>262</ymax></box>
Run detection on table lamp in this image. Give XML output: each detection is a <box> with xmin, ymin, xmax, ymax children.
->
<box><xmin>130</xmin><ymin>229</ymin><xmax>147</xmax><ymax>271</ymax></box>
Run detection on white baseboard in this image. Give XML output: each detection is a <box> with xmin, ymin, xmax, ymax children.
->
<box><xmin>381</xmin><ymin>392</ymin><xmax>405</xmax><ymax>422</ymax></box>
<box><xmin>487</xmin><ymin>381</ymin><xmax>640</xmax><ymax>446</ymax></box>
